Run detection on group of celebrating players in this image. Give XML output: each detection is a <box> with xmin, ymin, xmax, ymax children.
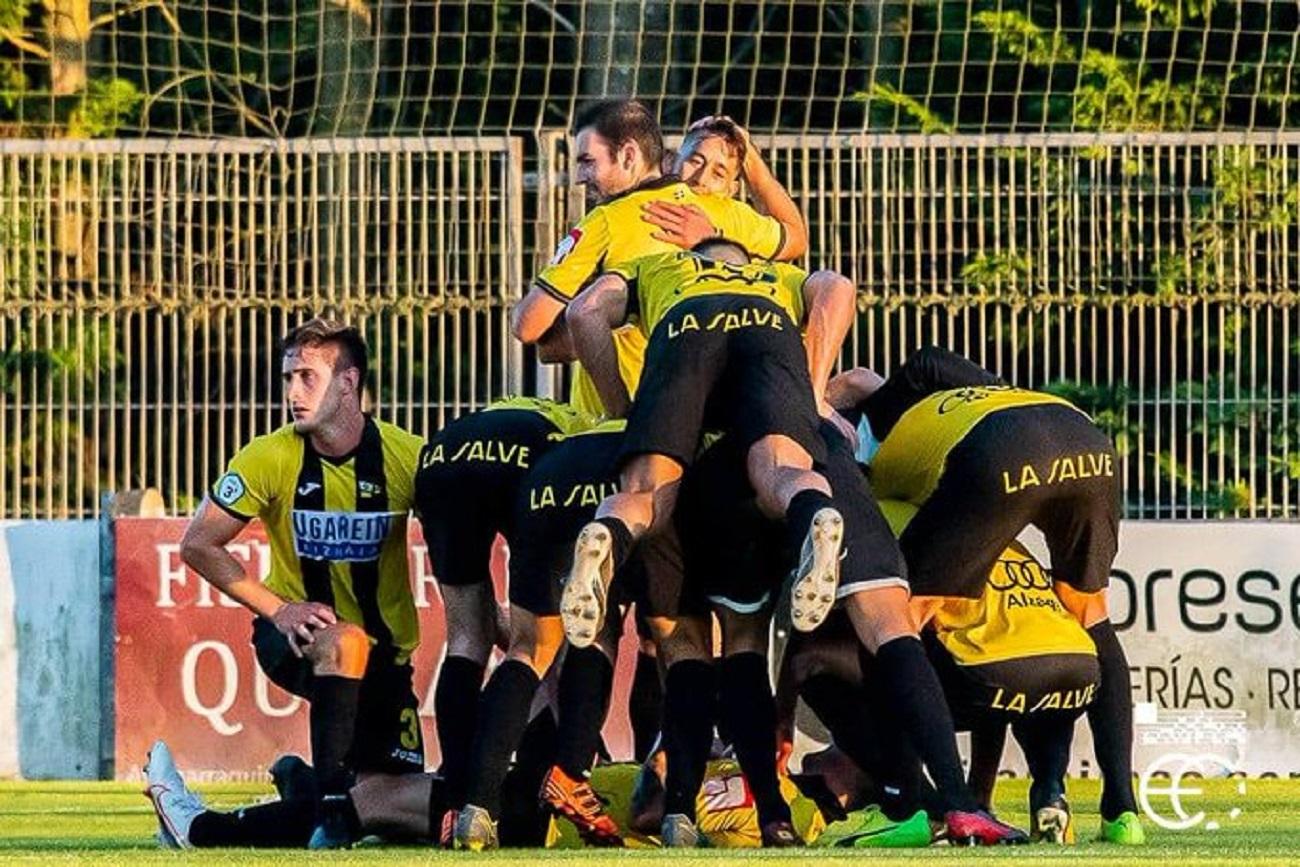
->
<box><xmin>142</xmin><ymin>99</ymin><xmax>1148</xmax><ymax>851</ymax></box>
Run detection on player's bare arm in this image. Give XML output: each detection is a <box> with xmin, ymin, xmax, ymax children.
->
<box><xmin>800</xmin><ymin>269</ymin><xmax>856</xmax><ymax>410</ymax></box>
<box><xmin>731</xmin><ymin>119</ymin><xmax>808</xmax><ymax>259</ymax></box>
<box><xmin>180</xmin><ymin>498</ymin><xmax>336</xmax><ymax>656</ymax></box>
<box><xmin>511</xmin><ymin>285</ymin><xmax>568</xmax><ymax>345</ymax></box>
<box><xmin>567</xmin><ymin>274</ymin><xmax>632</xmax><ymax>416</ymax></box>
<box><xmin>825</xmin><ymin>367</ymin><xmax>885</xmax><ymax>412</ymax></box>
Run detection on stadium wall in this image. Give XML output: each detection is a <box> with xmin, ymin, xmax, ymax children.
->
<box><xmin>0</xmin><ymin>521</ymin><xmax>106</xmax><ymax>779</ymax></box>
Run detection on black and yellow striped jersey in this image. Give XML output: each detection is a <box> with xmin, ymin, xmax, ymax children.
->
<box><xmin>480</xmin><ymin>395</ymin><xmax>597</xmax><ymax>436</ymax></box>
<box><xmin>607</xmin><ymin>249</ymin><xmax>808</xmax><ymax>337</ymax></box>
<box><xmin>210</xmin><ymin>417</ymin><xmax>423</xmax><ymax>660</ymax></box>
<box><xmin>870</xmin><ymin>385</ymin><xmax>1080</xmax><ymax>504</ymax></box>
<box><xmin>877</xmin><ymin>500</ymin><xmax>1096</xmax><ymax>666</ymax></box>
<box><xmin>533</xmin><ymin>177</ymin><xmax>787</xmax><ymax>417</ymax></box>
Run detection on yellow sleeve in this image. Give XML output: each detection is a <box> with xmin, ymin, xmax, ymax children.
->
<box><xmin>210</xmin><ymin>437</ymin><xmax>281</xmax><ymax>521</ymax></box>
<box><xmin>533</xmin><ymin>209</ymin><xmax>612</xmax><ymax>301</ymax></box>
<box><xmin>714</xmin><ymin>199</ymin><xmax>785</xmax><ymax>260</ymax></box>
<box><xmin>772</xmin><ymin>262</ymin><xmax>809</xmax><ymax>322</ymax></box>
<box><xmin>386</xmin><ymin>426</ymin><xmax>426</xmax><ymax>512</ymax></box>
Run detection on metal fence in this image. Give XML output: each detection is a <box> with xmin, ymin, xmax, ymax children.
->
<box><xmin>0</xmin><ymin>137</ymin><xmax>524</xmax><ymax>519</ymax></box>
<box><xmin>1</xmin><ymin>133</ymin><xmax>1297</xmax><ymax>519</ymax></box>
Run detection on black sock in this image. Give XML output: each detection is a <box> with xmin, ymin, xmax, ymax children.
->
<box><xmin>434</xmin><ymin>655</ymin><xmax>486</xmax><ymax>802</ymax></box>
<box><xmin>554</xmin><ymin>646</ymin><xmax>615</xmax><ymax>778</ymax></box>
<box><xmin>662</xmin><ymin>659</ymin><xmax>717</xmax><ymax>820</ymax></box>
<box><xmin>464</xmin><ymin>660</ymin><xmax>541</xmax><ymax>816</ymax></box>
<box><xmin>310</xmin><ymin>675</ymin><xmax>362</xmax><ymax>797</ymax></box>
<box><xmin>784</xmin><ymin>489</ymin><xmax>835</xmax><ymax>555</ymax></box>
<box><xmin>596</xmin><ymin>516</ymin><xmax>634</xmax><ymax>570</ymax></box>
<box><xmin>499</xmin><ymin>712</ymin><xmax>560</xmax><ymax>847</ymax></box>
<box><xmin>1087</xmin><ymin>621</ymin><xmax>1138</xmax><ymax>819</ymax></box>
<box><xmin>630</xmin><ymin>650</ymin><xmax>664</xmax><ymax>762</ymax></box>
<box><xmin>719</xmin><ymin>653</ymin><xmax>790</xmax><ymax>827</ymax></box>
<box><xmin>1014</xmin><ymin>713</ymin><xmax>1073</xmax><ymax>810</ymax></box>
<box><xmin>873</xmin><ymin>637</ymin><xmax>978</xmax><ymax>813</ymax></box>
<box><xmin>189</xmin><ymin>799</ymin><xmax>317</xmax><ymax>848</ymax></box>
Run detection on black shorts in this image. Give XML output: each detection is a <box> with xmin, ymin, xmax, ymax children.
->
<box><xmin>899</xmin><ymin>403</ymin><xmax>1120</xmax><ymax>599</ymax></box>
<box><xmin>508</xmin><ymin>430</ymin><xmax>702</xmax><ymax>619</ymax></box>
<box><xmin>676</xmin><ymin>423</ymin><xmax>906</xmax><ymax>612</ymax></box>
<box><xmin>620</xmin><ymin>295</ymin><xmax>825</xmax><ymax>470</ymax></box>
<box><xmin>414</xmin><ymin>409</ymin><xmax>559</xmax><ymax>587</ymax></box>
<box><xmin>923</xmin><ymin>631</ymin><xmax>1100</xmax><ymax>730</ymax></box>
<box><xmin>252</xmin><ymin>618</ymin><xmax>425</xmax><ymax>775</ymax></box>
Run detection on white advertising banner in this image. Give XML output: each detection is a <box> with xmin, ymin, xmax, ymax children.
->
<box><xmin>1108</xmin><ymin>521</ymin><xmax>1300</xmax><ymax>778</ymax></box>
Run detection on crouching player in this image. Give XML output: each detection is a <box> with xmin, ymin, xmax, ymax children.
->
<box><xmin>780</xmin><ymin>499</ymin><xmax>1101</xmax><ymax>844</ymax></box>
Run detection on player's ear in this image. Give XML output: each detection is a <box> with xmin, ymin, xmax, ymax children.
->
<box><xmin>620</xmin><ymin>140</ymin><xmax>638</xmax><ymax>171</ymax></box>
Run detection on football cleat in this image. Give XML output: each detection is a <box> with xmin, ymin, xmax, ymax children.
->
<box><xmin>453</xmin><ymin>804</ymin><xmax>499</xmax><ymax>851</ymax></box>
<box><xmin>790</xmin><ymin>507</ymin><xmax>844</xmax><ymax>631</ymax></box>
<box><xmin>268</xmin><ymin>754</ymin><xmax>316</xmax><ymax>804</ymax></box>
<box><xmin>560</xmin><ymin>522</ymin><xmax>614</xmax><ymax>648</ymax></box>
<box><xmin>1098</xmin><ymin>811</ymin><xmax>1146</xmax><ymax>845</ymax></box>
<box><xmin>660</xmin><ymin>813</ymin><xmax>704</xmax><ymax>848</ymax></box>
<box><xmin>143</xmin><ymin>741</ymin><xmax>205</xmax><ymax>850</ymax></box>
<box><xmin>307</xmin><ymin>794</ymin><xmax>356</xmax><ymax>850</ymax></box>
<box><xmin>944</xmin><ymin>809</ymin><xmax>1029</xmax><ymax>846</ymax></box>
<box><xmin>760</xmin><ymin>819</ymin><xmax>804</xmax><ymax>847</ymax></box>
<box><xmin>1031</xmin><ymin>796</ymin><xmax>1075</xmax><ymax>844</ymax></box>
<box><xmin>540</xmin><ymin>765</ymin><xmax>624</xmax><ymax>846</ymax></box>
<box><xmin>817</xmin><ymin>806</ymin><xmax>933</xmax><ymax>848</ymax></box>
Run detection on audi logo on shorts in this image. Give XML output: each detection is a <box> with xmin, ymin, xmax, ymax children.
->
<box><xmin>988</xmin><ymin>558</ymin><xmax>1054</xmax><ymax>591</ymax></box>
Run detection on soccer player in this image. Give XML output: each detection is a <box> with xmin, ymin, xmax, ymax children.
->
<box><xmin>454</xmin><ymin>420</ymin><xmax>707</xmax><ymax>850</ymax></box>
<box><xmin>780</xmin><ymin>500</ymin><xmax>1101</xmax><ymax>844</ymax></box>
<box><xmin>829</xmin><ymin>346</ymin><xmax>1146</xmax><ymax>845</ymax></box>
<box><xmin>176</xmin><ymin>319</ymin><xmax>425</xmax><ymax>849</ymax></box>
<box><xmin>412</xmin><ymin>396</ymin><xmax>591</xmax><ymax>812</ymax></box>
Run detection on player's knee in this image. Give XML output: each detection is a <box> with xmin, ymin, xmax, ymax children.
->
<box><xmin>310</xmin><ymin>622</ymin><xmax>371</xmax><ymax>677</ymax></box>
<box><xmin>506</xmin><ymin>615</ymin><xmax>563</xmax><ymax>675</ymax></box>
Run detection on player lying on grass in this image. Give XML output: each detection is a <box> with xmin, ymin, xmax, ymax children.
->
<box><xmin>144</xmin><ymin>690</ymin><xmax>920</xmax><ymax>849</ymax></box>
<box><xmin>779</xmin><ymin>500</ymin><xmax>1103</xmax><ymax>845</ymax></box>
<box><xmin>827</xmin><ymin>346</ymin><xmax>1145</xmax><ymax>845</ymax></box>
<box><xmin>177</xmin><ymin>319</ymin><xmax>427</xmax><ymax>849</ymax></box>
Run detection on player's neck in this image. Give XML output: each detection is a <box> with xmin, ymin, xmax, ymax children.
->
<box><xmin>309</xmin><ymin>407</ymin><xmax>366</xmax><ymax>458</ymax></box>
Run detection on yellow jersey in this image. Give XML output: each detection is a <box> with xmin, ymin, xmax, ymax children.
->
<box><xmin>877</xmin><ymin>500</ymin><xmax>1096</xmax><ymax>666</ymax></box>
<box><xmin>211</xmin><ymin>418</ymin><xmax>423</xmax><ymax>660</ymax></box>
<box><xmin>480</xmin><ymin>395</ymin><xmax>597</xmax><ymax>436</ymax></box>
<box><xmin>870</xmin><ymin>385</ymin><xmax>1081</xmax><ymax>504</ymax></box>
<box><xmin>533</xmin><ymin>177</ymin><xmax>787</xmax><ymax>416</ymax></box>
<box><xmin>548</xmin><ymin>760</ymin><xmax>824</xmax><ymax>849</ymax></box>
<box><xmin>608</xmin><ymin>250</ymin><xmax>809</xmax><ymax>337</ymax></box>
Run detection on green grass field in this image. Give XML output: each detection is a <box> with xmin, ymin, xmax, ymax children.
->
<box><xmin>0</xmin><ymin>778</ymin><xmax>1295</xmax><ymax>865</ymax></box>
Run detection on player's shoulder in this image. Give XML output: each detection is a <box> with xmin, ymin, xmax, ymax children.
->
<box><xmin>234</xmin><ymin>423</ymin><xmax>302</xmax><ymax>463</ymax></box>
<box><xmin>374</xmin><ymin>418</ymin><xmax>425</xmax><ymax>462</ymax></box>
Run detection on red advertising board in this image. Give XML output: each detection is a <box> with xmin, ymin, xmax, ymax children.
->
<box><xmin>114</xmin><ymin>518</ymin><xmax>640</xmax><ymax>781</ymax></box>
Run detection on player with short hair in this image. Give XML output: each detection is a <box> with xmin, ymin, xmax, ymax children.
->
<box><xmin>175</xmin><ymin>318</ymin><xmax>425</xmax><ymax>849</ymax></box>
<box><xmin>829</xmin><ymin>346</ymin><xmax>1145</xmax><ymax>845</ymax></box>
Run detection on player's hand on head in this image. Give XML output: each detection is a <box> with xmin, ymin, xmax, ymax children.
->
<box><xmin>642</xmin><ymin>201</ymin><xmax>719</xmax><ymax>249</ymax></box>
<box><xmin>271</xmin><ymin>600</ymin><xmax>337</xmax><ymax>657</ymax></box>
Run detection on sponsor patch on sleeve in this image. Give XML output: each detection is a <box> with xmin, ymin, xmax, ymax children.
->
<box><xmin>214</xmin><ymin>472</ymin><xmax>247</xmax><ymax>506</ymax></box>
<box><xmin>550</xmin><ymin>228</ymin><xmax>583</xmax><ymax>265</ymax></box>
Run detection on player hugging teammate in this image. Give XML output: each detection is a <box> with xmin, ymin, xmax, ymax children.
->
<box><xmin>145</xmin><ymin>99</ymin><xmax>1146</xmax><ymax>851</ymax></box>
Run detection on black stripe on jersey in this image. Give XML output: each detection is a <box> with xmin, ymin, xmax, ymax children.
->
<box><xmin>350</xmin><ymin>418</ymin><xmax>396</xmax><ymax>650</ymax></box>
<box><xmin>294</xmin><ymin>445</ymin><xmax>335</xmax><ymax>608</ymax></box>
<box><xmin>533</xmin><ymin>278</ymin><xmax>572</xmax><ymax>304</ymax></box>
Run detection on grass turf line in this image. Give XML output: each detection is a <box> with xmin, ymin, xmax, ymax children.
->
<box><xmin>0</xmin><ymin>778</ymin><xmax>1296</xmax><ymax>864</ymax></box>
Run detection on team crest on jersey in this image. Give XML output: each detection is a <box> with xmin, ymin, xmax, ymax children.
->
<box><xmin>214</xmin><ymin>472</ymin><xmax>246</xmax><ymax>506</ymax></box>
<box><xmin>292</xmin><ymin>510</ymin><xmax>402</xmax><ymax>561</ymax></box>
<box><xmin>358</xmin><ymin>480</ymin><xmax>384</xmax><ymax>499</ymax></box>
<box><xmin>550</xmin><ymin>228</ymin><xmax>582</xmax><ymax>264</ymax></box>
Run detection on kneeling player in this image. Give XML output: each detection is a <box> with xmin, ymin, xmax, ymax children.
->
<box><xmin>781</xmin><ymin>500</ymin><xmax>1100</xmax><ymax>844</ymax></box>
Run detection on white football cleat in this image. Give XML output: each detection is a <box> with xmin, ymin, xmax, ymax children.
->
<box><xmin>789</xmin><ymin>507</ymin><xmax>844</xmax><ymax>631</ymax></box>
<box><xmin>561</xmin><ymin>522</ymin><xmax>614</xmax><ymax>648</ymax></box>
<box><xmin>143</xmin><ymin>740</ymin><xmax>206</xmax><ymax>849</ymax></box>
